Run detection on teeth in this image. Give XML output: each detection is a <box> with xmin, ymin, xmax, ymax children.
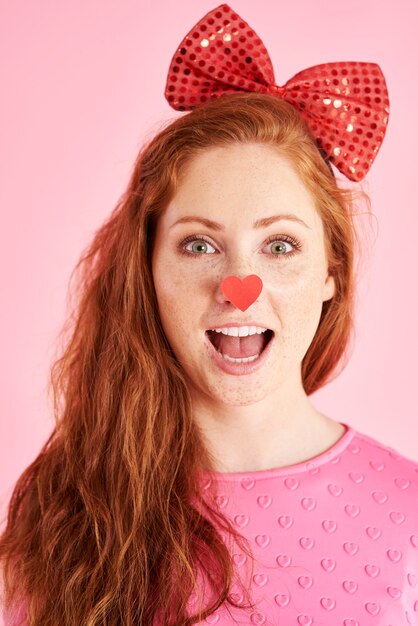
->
<box><xmin>221</xmin><ymin>352</ymin><xmax>260</xmax><ymax>363</ymax></box>
<box><xmin>212</xmin><ymin>326</ymin><xmax>268</xmax><ymax>337</ymax></box>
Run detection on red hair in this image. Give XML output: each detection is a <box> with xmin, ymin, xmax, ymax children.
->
<box><xmin>0</xmin><ymin>93</ymin><xmax>372</xmax><ymax>625</ymax></box>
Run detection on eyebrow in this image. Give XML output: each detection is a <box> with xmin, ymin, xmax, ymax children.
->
<box><xmin>169</xmin><ymin>213</ymin><xmax>311</xmax><ymax>231</ymax></box>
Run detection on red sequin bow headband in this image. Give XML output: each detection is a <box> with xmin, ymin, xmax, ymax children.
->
<box><xmin>164</xmin><ymin>3</ymin><xmax>389</xmax><ymax>182</ymax></box>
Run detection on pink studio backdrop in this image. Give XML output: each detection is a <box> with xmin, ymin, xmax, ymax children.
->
<box><xmin>1</xmin><ymin>0</ymin><xmax>417</xmax><ymax>571</ymax></box>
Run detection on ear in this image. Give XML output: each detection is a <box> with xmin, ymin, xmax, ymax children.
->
<box><xmin>322</xmin><ymin>272</ymin><xmax>335</xmax><ymax>302</ymax></box>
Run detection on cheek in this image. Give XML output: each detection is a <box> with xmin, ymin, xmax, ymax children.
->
<box><xmin>269</xmin><ymin>260</ymin><xmax>325</xmax><ymax>297</ymax></box>
<box><xmin>153</xmin><ymin>248</ymin><xmax>185</xmax><ymax>300</ymax></box>
<box><xmin>157</xmin><ymin>273</ymin><xmax>215</xmax><ymax>335</ymax></box>
<box><xmin>153</xmin><ymin>258</ymin><xmax>202</xmax><ymax>337</ymax></box>
<box><xmin>271</xmin><ymin>268</ymin><xmax>327</xmax><ymax>333</ymax></box>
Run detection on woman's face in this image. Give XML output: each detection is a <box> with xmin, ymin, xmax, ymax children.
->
<box><xmin>151</xmin><ymin>143</ymin><xmax>335</xmax><ymax>406</ymax></box>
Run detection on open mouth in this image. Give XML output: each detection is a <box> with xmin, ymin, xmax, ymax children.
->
<box><xmin>205</xmin><ymin>328</ymin><xmax>274</xmax><ymax>356</ymax></box>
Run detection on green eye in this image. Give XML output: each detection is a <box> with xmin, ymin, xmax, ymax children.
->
<box><xmin>270</xmin><ymin>241</ymin><xmax>287</xmax><ymax>254</ymax></box>
<box><xmin>191</xmin><ymin>240</ymin><xmax>213</xmax><ymax>254</ymax></box>
<box><xmin>179</xmin><ymin>234</ymin><xmax>302</xmax><ymax>259</ymax></box>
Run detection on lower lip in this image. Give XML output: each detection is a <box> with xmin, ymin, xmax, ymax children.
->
<box><xmin>204</xmin><ymin>331</ymin><xmax>275</xmax><ymax>376</ymax></box>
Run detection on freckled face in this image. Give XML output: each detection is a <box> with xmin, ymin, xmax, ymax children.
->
<box><xmin>151</xmin><ymin>143</ymin><xmax>335</xmax><ymax>405</ymax></box>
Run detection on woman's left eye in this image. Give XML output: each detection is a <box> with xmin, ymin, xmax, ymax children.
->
<box><xmin>178</xmin><ymin>234</ymin><xmax>302</xmax><ymax>258</ymax></box>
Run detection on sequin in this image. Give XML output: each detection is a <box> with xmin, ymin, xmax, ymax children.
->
<box><xmin>164</xmin><ymin>3</ymin><xmax>389</xmax><ymax>182</ymax></box>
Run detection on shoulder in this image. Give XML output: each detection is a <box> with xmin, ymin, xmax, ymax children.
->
<box><xmin>340</xmin><ymin>427</ymin><xmax>418</xmax><ymax>519</ymax></box>
<box><xmin>350</xmin><ymin>428</ymin><xmax>418</xmax><ymax>477</ymax></box>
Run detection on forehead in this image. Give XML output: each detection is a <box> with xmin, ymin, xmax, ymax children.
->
<box><xmin>161</xmin><ymin>143</ymin><xmax>322</xmax><ymax>231</ymax></box>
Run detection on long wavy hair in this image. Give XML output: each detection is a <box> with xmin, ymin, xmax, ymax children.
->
<box><xmin>0</xmin><ymin>93</ymin><xmax>371</xmax><ymax>625</ymax></box>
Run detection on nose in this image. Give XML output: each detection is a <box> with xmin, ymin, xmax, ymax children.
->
<box><xmin>219</xmin><ymin>274</ymin><xmax>263</xmax><ymax>312</ymax></box>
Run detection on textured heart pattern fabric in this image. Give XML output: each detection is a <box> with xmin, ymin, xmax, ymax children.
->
<box><xmin>189</xmin><ymin>424</ymin><xmax>418</xmax><ymax>625</ymax></box>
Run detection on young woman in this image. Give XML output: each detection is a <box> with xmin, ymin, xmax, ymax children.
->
<box><xmin>1</xmin><ymin>5</ymin><xmax>417</xmax><ymax>626</ymax></box>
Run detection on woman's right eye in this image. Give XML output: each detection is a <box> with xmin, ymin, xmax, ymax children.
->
<box><xmin>179</xmin><ymin>235</ymin><xmax>216</xmax><ymax>256</ymax></box>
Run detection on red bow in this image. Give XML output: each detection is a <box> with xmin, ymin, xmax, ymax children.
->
<box><xmin>164</xmin><ymin>4</ymin><xmax>389</xmax><ymax>182</ymax></box>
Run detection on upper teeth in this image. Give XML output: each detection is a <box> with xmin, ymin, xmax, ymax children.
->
<box><xmin>210</xmin><ymin>326</ymin><xmax>268</xmax><ymax>337</ymax></box>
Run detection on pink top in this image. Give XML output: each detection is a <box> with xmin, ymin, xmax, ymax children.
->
<box><xmin>190</xmin><ymin>422</ymin><xmax>418</xmax><ymax>626</ymax></box>
<box><xmin>3</xmin><ymin>424</ymin><xmax>418</xmax><ymax>626</ymax></box>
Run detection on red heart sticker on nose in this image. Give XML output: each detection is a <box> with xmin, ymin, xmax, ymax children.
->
<box><xmin>220</xmin><ymin>275</ymin><xmax>263</xmax><ymax>311</ymax></box>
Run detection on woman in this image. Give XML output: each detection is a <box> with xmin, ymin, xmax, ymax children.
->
<box><xmin>1</xmin><ymin>6</ymin><xmax>417</xmax><ymax>626</ymax></box>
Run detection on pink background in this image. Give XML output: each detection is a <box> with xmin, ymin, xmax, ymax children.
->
<box><xmin>1</xmin><ymin>0</ymin><xmax>417</xmax><ymax>568</ymax></box>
